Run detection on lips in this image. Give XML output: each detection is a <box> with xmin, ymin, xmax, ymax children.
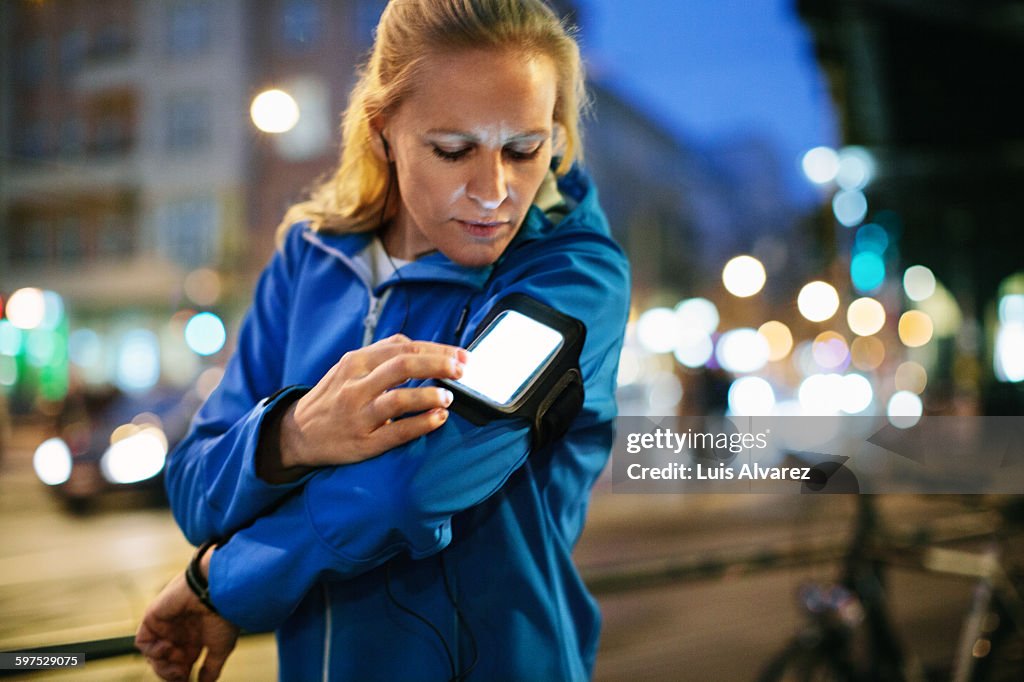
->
<box><xmin>456</xmin><ymin>219</ymin><xmax>509</xmax><ymax>237</ymax></box>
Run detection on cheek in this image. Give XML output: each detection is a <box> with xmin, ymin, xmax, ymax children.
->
<box><xmin>447</xmin><ymin>184</ymin><xmax>466</xmax><ymax>206</ymax></box>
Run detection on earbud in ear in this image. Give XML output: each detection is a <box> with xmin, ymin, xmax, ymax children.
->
<box><xmin>379</xmin><ymin>132</ymin><xmax>393</xmax><ymax>164</ymax></box>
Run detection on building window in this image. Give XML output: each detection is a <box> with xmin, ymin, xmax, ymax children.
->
<box><xmin>166</xmin><ymin>1</ymin><xmax>211</xmax><ymax>58</ymax></box>
<box><xmin>156</xmin><ymin>197</ymin><xmax>219</xmax><ymax>268</ymax></box>
<box><xmin>281</xmin><ymin>0</ymin><xmax>321</xmax><ymax>51</ymax></box>
<box><xmin>165</xmin><ymin>92</ymin><xmax>211</xmax><ymax>152</ymax></box>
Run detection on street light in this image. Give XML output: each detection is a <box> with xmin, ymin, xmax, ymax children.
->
<box><xmin>250</xmin><ymin>88</ymin><xmax>300</xmax><ymax>134</ymax></box>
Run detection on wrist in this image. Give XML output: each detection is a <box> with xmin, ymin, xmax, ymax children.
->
<box><xmin>185</xmin><ymin>539</ymin><xmax>219</xmax><ymax>614</ymax></box>
<box><xmin>277</xmin><ymin>401</ymin><xmax>307</xmax><ymax>469</ymax></box>
<box><xmin>256</xmin><ymin>393</ymin><xmax>313</xmax><ymax>484</ymax></box>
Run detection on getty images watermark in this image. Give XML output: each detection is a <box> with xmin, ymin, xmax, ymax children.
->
<box><xmin>611</xmin><ymin>415</ymin><xmax>1024</xmax><ymax>494</ymax></box>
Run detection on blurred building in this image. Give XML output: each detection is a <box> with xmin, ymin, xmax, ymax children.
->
<box><xmin>1</xmin><ymin>0</ymin><xmax>796</xmax><ymax>413</ymax></box>
<box><xmin>0</xmin><ymin>0</ymin><xmax>387</xmax><ymax>407</ymax></box>
<box><xmin>798</xmin><ymin>0</ymin><xmax>1024</xmax><ymax>411</ymax></box>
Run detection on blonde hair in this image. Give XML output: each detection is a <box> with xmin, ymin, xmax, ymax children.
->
<box><xmin>277</xmin><ymin>0</ymin><xmax>587</xmax><ymax>241</ymax></box>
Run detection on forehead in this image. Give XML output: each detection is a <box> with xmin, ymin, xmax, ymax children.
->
<box><xmin>395</xmin><ymin>48</ymin><xmax>558</xmax><ymax>135</ymax></box>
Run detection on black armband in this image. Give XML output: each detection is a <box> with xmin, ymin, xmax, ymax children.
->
<box><xmin>441</xmin><ymin>293</ymin><xmax>586</xmax><ymax>450</ymax></box>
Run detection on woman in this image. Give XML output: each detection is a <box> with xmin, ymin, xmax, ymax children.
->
<box><xmin>136</xmin><ymin>1</ymin><xmax>629</xmax><ymax>680</ymax></box>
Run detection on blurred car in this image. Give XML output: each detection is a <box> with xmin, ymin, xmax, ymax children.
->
<box><xmin>32</xmin><ymin>385</ymin><xmax>203</xmax><ymax>511</ymax></box>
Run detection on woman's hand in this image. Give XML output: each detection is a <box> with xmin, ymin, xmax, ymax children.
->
<box><xmin>279</xmin><ymin>334</ymin><xmax>467</xmax><ymax>469</ymax></box>
<box><xmin>135</xmin><ymin>551</ymin><xmax>239</xmax><ymax>682</ymax></box>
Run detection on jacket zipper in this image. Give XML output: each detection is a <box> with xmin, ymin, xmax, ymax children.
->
<box><xmin>362</xmin><ymin>291</ymin><xmax>389</xmax><ymax>346</ymax></box>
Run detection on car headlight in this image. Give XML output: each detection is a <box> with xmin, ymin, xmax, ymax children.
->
<box><xmin>99</xmin><ymin>426</ymin><xmax>168</xmax><ymax>484</ymax></box>
<box><xmin>33</xmin><ymin>438</ymin><xmax>73</xmax><ymax>486</ymax></box>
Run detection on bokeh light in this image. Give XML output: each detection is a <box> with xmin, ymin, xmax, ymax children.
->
<box><xmin>758</xmin><ymin>321</ymin><xmax>793</xmax><ymax>361</ymax></box>
<box><xmin>33</xmin><ymin>437</ymin><xmax>73</xmax><ymax>486</ymax></box>
<box><xmin>0</xmin><ymin>320</ymin><xmax>22</xmax><ymax>356</ymax></box>
<box><xmin>840</xmin><ymin>373</ymin><xmax>874</xmax><ymax>414</ymax></box>
<box><xmin>184</xmin><ymin>312</ymin><xmax>227</xmax><ymax>356</ymax></box>
<box><xmin>854</xmin><ymin>223</ymin><xmax>889</xmax><ymax>254</ymax></box>
<box><xmin>851</xmin><ymin>251</ymin><xmax>885</xmax><ymax>293</ymax></box>
<box><xmin>995</xmin><ymin>323</ymin><xmax>1024</xmax><ymax>383</ymax></box>
<box><xmin>791</xmin><ymin>340</ymin><xmax>817</xmax><ymax>377</ymax></box>
<box><xmin>100</xmin><ymin>426</ymin><xmax>168</xmax><ymax>484</ymax></box>
<box><xmin>728</xmin><ymin>376</ymin><xmax>776</xmax><ymax>416</ymax></box>
<box><xmin>250</xmin><ymin>89</ymin><xmax>300</xmax><ymax>133</ymax></box>
<box><xmin>184</xmin><ymin>268</ymin><xmax>223</xmax><ymax>307</ymax></box>
<box><xmin>895</xmin><ymin>361</ymin><xmax>928</xmax><ymax>394</ymax></box>
<box><xmin>903</xmin><ymin>265</ymin><xmax>936</xmax><ymax>302</ymax></box>
<box><xmin>68</xmin><ymin>329</ymin><xmax>102</xmax><ymax>368</ymax></box>
<box><xmin>0</xmin><ymin>355</ymin><xmax>16</xmax><ymax>386</ymax></box>
<box><xmin>116</xmin><ymin>329</ymin><xmax>161</xmax><ymax>393</ymax></box>
<box><xmin>850</xmin><ymin>336</ymin><xmax>886</xmax><ymax>371</ymax></box>
<box><xmin>5</xmin><ymin>288</ymin><xmax>46</xmax><ymax>330</ymax></box>
<box><xmin>722</xmin><ymin>255</ymin><xmax>766</xmax><ymax>298</ymax></box>
<box><xmin>798</xmin><ymin>281</ymin><xmax>840</xmax><ymax>322</ymax></box>
<box><xmin>798</xmin><ymin>373</ymin><xmax>843</xmax><ymax>415</ymax></box>
<box><xmin>998</xmin><ymin>294</ymin><xmax>1024</xmax><ymax>325</ymax></box>
<box><xmin>835</xmin><ymin>146</ymin><xmax>876</xmax><ymax>191</ymax></box>
<box><xmin>898</xmin><ymin>311</ymin><xmax>934</xmax><ymax>347</ymax></box>
<box><xmin>716</xmin><ymin>328</ymin><xmax>770</xmax><ymax>374</ymax></box>
<box><xmin>832</xmin><ymin>190</ymin><xmax>868</xmax><ymax>227</ymax></box>
<box><xmin>887</xmin><ymin>390</ymin><xmax>923</xmax><ymax>429</ymax></box>
<box><xmin>41</xmin><ymin>291</ymin><xmax>65</xmax><ymax>330</ymax></box>
<box><xmin>847</xmin><ymin>297</ymin><xmax>886</xmax><ymax>336</ymax></box>
<box><xmin>673</xmin><ymin>330</ymin><xmax>714</xmax><ymax>368</ymax></box>
<box><xmin>648</xmin><ymin>373</ymin><xmax>683</xmax><ymax>412</ymax></box>
<box><xmin>802</xmin><ymin>146</ymin><xmax>840</xmax><ymax>184</ymax></box>
<box><xmin>674</xmin><ymin>297</ymin><xmax>719</xmax><ymax>335</ymax></box>
<box><xmin>636</xmin><ymin>307</ymin><xmax>681</xmax><ymax>354</ymax></box>
<box><xmin>812</xmin><ymin>331</ymin><xmax>850</xmax><ymax>370</ymax></box>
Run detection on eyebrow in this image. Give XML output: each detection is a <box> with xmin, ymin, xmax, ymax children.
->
<box><xmin>424</xmin><ymin>128</ymin><xmax>551</xmax><ymax>143</ymax></box>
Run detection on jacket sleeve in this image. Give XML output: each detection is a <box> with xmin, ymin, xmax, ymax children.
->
<box><xmin>165</xmin><ymin>225</ymin><xmax>314</xmax><ymax>545</ymax></box>
<box><xmin>208</xmin><ymin>226</ymin><xmax>630</xmax><ymax>632</ymax></box>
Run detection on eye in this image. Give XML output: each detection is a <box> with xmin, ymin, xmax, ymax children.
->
<box><xmin>504</xmin><ymin>145</ymin><xmax>543</xmax><ymax>161</ymax></box>
<box><xmin>431</xmin><ymin>146</ymin><xmax>471</xmax><ymax>162</ymax></box>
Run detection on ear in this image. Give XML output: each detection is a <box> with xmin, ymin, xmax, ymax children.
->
<box><xmin>551</xmin><ymin>122</ymin><xmax>568</xmax><ymax>158</ymax></box>
<box><xmin>368</xmin><ymin>114</ymin><xmax>390</xmax><ymax>163</ymax></box>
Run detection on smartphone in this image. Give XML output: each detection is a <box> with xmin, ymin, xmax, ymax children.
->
<box><xmin>448</xmin><ymin>309</ymin><xmax>565</xmax><ymax>410</ymax></box>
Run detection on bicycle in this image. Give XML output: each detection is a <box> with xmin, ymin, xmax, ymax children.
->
<box><xmin>757</xmin><ymin>494</ymin><xmax>1024</xmax><ymax>682</ymax></box>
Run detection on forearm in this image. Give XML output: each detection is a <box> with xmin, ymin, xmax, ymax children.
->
<box><xmin>166</xmin><ymin>386</ymin><xmax>314</xmax><ymax>544</ymax></box>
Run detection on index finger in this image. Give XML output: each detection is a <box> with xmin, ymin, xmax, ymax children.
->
<box><xmin>356</xmin><ymin>339</ymin><xmax>467</xmax><ymax>369</ymax></box>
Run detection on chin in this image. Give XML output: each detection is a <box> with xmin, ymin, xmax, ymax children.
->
<box><xmin>446</xmin><ymin>246</ymin><xmax>505</xmax><ymax>269</ymax></box>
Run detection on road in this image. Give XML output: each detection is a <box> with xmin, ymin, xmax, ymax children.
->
<box><xmin>0</xmin><ymin>424</ymin><xmax>1007</xmax><ymax>680</ymax></box>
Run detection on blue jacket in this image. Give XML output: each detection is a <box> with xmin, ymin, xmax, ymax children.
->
<box><xmin>165</xmin><ymin>167</ymin><xmax>630</xmax><ymax>681</ymax></box>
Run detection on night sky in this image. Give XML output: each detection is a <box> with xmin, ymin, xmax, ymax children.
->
<box><xmin>580</xmin><ymin>0</ymin><xmax>839</xmax><ymax>204</ymax></box>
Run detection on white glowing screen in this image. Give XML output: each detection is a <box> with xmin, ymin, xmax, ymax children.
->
<box><xmin>455</xmin><ymin>311</ymin><xmax>563</xmax><ymax>406</ymax></box>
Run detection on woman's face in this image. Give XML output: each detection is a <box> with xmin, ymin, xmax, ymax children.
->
<box><xmin>380</xmin><ymin>48</ymin><xmax>558</xmax><ymax>267</ymax></box>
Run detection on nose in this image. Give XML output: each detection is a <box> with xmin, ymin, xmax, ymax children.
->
<box><xmin>466</xmin><ymin>153</ymin><xmax>508</xmax><ymax>211</ymax></box>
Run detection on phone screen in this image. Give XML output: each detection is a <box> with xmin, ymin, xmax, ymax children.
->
<box><xmin>453</xmin><ymin>310</ymin><xmax>564</xmax><ymax>407</ymax></box>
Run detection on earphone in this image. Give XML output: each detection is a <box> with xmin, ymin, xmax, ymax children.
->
<box><xmin>379</xmin><ymin>131</ymin><xmax>393</xmax><ymax>164</ymax></box>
